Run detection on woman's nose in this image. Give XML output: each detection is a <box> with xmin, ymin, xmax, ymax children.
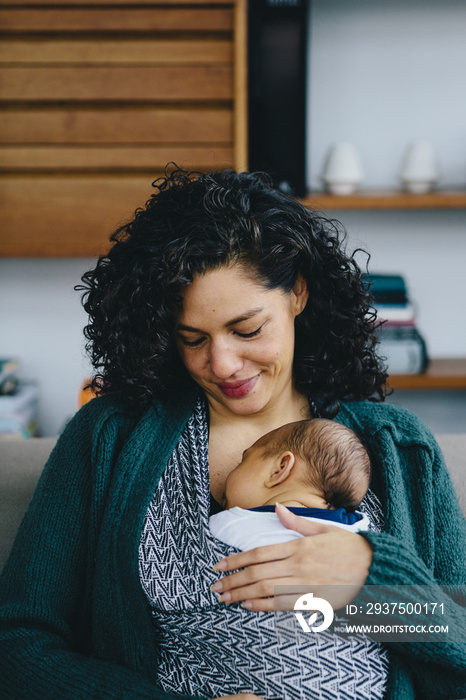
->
<box><xmin>208</xmin><ymin>339</ymin><xmax>244</xmax><ymax>379</ymax></box>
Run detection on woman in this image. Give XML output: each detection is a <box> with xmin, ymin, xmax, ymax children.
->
<box><xmin>0</xmin><ymin>168</ymin><xmax>464</xmax><ymax>699</ymax></box>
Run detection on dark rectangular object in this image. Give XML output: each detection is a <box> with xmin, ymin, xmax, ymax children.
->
<box><xmin>364</xmin><ymin>273</ymin><xmax>409</xmax><ymax>305</ymax></box>
<box><xmin>248</xmin><ymin>0</ymin><xmax>309</xmax><ymax>197</ymax></box>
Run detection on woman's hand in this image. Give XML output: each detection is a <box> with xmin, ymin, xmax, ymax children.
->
<box><xmin>211</xmin><ymin>503</ymin><xmax>373</xmax><ymax>611</ymax></box>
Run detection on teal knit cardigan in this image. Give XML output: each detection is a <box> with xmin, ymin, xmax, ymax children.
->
<box><xmin>0</xmin><ymin>392</ymin><xmax>465</xmax><ymax>699</ymax></box>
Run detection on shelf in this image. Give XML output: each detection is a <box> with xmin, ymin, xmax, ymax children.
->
<box><xmin>388</xmin><ymin>358</ymin><xmax>466</xmax><ymax>390</ymax></box>
<box><xmin>302</xmin><ymin>190</ymin><xmax>466</xmax><ymax>210</ymax></box>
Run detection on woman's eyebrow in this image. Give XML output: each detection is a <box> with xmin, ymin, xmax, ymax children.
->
<box><xmin>177</xmin><ymin>307</ymin><xmax>264</xmax><ymax>332</ymax></box>
<box><xmin>225</xmin><ymin>308</ymin><xmax>264</xmax><ymax>327</ymax></box>
<box><xmin>176</xmin><ymin>323</ymin><xmax>202</xmax><ymax>332</ymax></box>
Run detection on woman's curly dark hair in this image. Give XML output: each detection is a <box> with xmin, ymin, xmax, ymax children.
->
<box><xmin>77</xmin><ymin>166</ymin><xmax>387</xmax><ymax>417</ymax></box>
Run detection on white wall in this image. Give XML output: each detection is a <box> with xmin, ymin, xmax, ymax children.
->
<box><xmin>0</xmin><ymin>260</ymin><xmax>93</xmax><ymax>436</ymax></box>
<box><xmin>1</xmin><ymin>0</ymin><xmax>465</xmax><ymax>436</ymax></box>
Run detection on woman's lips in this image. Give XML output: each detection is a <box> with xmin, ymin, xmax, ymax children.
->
<box><xmin>217</xmin><ymin>375</ymin><xmax>259</xmax><ymax>398</ymax></box>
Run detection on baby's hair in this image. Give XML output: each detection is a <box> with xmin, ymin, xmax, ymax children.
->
<box><xmin>264</xmin><ymin>419</ymin><xmax>371</xmax><ymax>509</ymax></box>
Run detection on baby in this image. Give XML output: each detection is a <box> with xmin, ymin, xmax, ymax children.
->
<box><xmin>209</xmin><ymin>418</ymin><xmax>371</xmax><ymax>550</ymax></box>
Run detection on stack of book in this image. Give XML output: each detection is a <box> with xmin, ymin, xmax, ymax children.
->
<box><xmin>0</xmin><ymin>359</ymin><xmax>39</xmax><ymax>438</ymax></box>
<box><xmin>364</xmin><ymin>274</ymin><xmax>429</xmax><ymax>375</ymax></box>
<box><xmin>0</xmin><ymin>358</ymin><xmax>19</xmax><ymax>396</ymax></box>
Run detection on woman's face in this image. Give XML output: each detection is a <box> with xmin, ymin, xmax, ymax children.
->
<box><xmin>175</xmin><ymin>264</ymin><xmax>308</xmax><ymax>418</ymax></box>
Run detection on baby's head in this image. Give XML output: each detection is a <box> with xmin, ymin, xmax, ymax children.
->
<box><xmin>224</xmin><ymin>419</ymin><xmax>371</xmax><ymax>511</ymax></box>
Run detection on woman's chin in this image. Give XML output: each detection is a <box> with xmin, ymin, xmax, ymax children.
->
<box><xmin>222</xmin><ymin>398</ymin><xmax>262</xmax><ymax>415</ymax></box>
<box><xmin>210</xmin><ymin>389</ymin><xmax>270</xmax><ymax>416</ymax></box>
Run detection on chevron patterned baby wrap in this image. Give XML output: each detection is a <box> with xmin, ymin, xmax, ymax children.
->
<box><xmin>139</xmin><ymin>399</ymin><xmax>389</xmax><ymax>699</ymax></box>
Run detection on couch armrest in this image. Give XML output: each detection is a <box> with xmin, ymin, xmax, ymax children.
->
<box><xmin>0</xmin><ymin>437</ymin><xmax>56</xmax><ymax>573</ymax></box>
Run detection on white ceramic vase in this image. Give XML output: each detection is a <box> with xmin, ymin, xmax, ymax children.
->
<box><xmin>400</xmin><ymin>141</ymin><xmax>439</xmax><ymax>194</ymax></box>
<box><xmin>322</xmin><ymin>143</ymin><xmax>364</xmax><ymax>195</ymax></box>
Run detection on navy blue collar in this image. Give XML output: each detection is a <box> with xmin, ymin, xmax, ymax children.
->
<box><xmin>248</xmin><ymin>505</ymin><xmax>363</xmax><ymax>526</ymax></box>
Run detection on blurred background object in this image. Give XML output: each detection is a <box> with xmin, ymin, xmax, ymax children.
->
<box><xmin>365</xmin><ymin>273</ymin><xmax>429</xmax><ymax>375</ymax></box>
<box><xmin>0</xmin><ymin>360</ymin><xmax>39</xmax><ymax>438</ymax></box>
<box><xmin>400</xmin><ymin>141</ymin><xmax>439</xmax><ymax>194</ymax></box>
<box><xmin>322</xmin><ymin>142</ymin><xmax>364</xmax><ymax>195</ymax></box>
<box><xmin>79</xmin><ymin>381</ymin><xmax>96</xmax><ymax>408</ymax></box>
<box><xmin>248</xmin><ymin>0</ymin><xmax>309</xmax><ymax>196</ymax></box>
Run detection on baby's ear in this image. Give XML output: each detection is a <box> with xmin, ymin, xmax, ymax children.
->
<box><xmin>264</xmin><ymin>451</ymin><xmax>295</xmax><ymax>488</ymax></box>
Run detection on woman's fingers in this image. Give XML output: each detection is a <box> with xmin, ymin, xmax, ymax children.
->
<box><xmin>274</xmin><ymin>502</ymin><xmax>334</xmax><ymax>535</ymax></box>
<box><xmin>214</xmin><ymin>538</ymin><xmax>297</xmax><ymax>574</ymax></box>
<box><xmin>241</xmin><ymin>581</ymin><xmax>365</xmax><ymax>612</ymax></box>
<box><xmin>212</xmin><ymin>528</ymin><xmax>373</xmax><ymax>611</ymax></box>
<box><xmin>214</xmin><ymin>574</ymin><xmax>311</xmax><ymax>604</ymax></box>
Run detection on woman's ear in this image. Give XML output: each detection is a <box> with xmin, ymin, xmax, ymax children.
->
<box><xmin>291</xmin><ymin>274</ymin><xmax>309</xmax><ymax>316</ymax></box>
<box><xmin>264</xmin><ymin>452</ymin><xmax>296</xmax><ymax>488</ymax></box>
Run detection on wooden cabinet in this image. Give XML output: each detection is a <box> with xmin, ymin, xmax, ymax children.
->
<box><xmin>0</xmin><ymin>0</ymin><xmax>247</xmax><ymax>256</ymax></box>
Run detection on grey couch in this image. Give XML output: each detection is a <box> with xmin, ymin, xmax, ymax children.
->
<box><xmin>0</xmin><ymin>435</ymin><xmax>465</xmax><ymax>574</ymax></box>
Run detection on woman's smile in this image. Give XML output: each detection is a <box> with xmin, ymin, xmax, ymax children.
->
<box><xmin>217</xmin><ymin>374</ymin><xmax>261</xmax><ymax>399</ymax></box>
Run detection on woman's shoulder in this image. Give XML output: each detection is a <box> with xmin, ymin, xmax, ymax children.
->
<box><xmin>336</xmin><ymin>399</ymin><xmax>436</xmax><ymax>449</ymax></box>
<box><xmin>69</xmin><ymin>392</ymin><xmax>138</xmax><ymax>431</ymax></box>
<box><xmin>65</xmin><ymin>388</ymin><xmax>200</xmax><ymax>444</ymax></box>
<box><xmin>50</xmin><ymin>393</ymin><xmax>142</xmax><ymax>458</ymax></box>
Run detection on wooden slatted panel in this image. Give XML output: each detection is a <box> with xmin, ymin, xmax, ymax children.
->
<box><xmin>0</xmin><ymin>39</ymin><xmax>232</xmax><ymax>64</ymax></box>
<box><xmin>0</xmin><ymin>66</ymin><xmax>233</xmax><ymax>101</ymax></box>
<box><xmin>0</xmin><ymin>146</ymin><xmax>233</xmax><ymax>170</ymax></box>
<box><xmin>0</xmin><ymin>175</ymin><xmax>160</xmax><ymax>256</ymax></box>
<box><xmin>0</xmin><ymin>8</ymin><xmax>233</xmax><ymax>33</ymax></box>
<box><xmin>0</xmin><ymin>1</ymin><xmax>233</xmax><ymax>4</ymax></box>
<box><xmin>0</xmin><ymin>1</ymin><xmax>247</xmax><ymax>257</ymax></box>
<box><xmin>0</xmin><ymin>0</ymin><xmax>232</xmax><ymax>4</ymax></box>
<box><xmin>233</xmin><ymin>0</ymin><xmax>247</xmax><ymax>174</ymax></box>
<box><xmin>0</xmin><ymin>108</ymin><xmax>232</xmax><ymax>144</ymax></box>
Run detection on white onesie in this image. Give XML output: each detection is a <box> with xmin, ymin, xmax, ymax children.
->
<box><xmin>209</xmin><ymin>505</ymin><xmax>370</xmax><ymax>551</ymax></box>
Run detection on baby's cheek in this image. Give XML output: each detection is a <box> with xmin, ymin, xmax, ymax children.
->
<box><xmin>224</xmin><ymin>474</ymin><xmax>246</xmax><ymax>509</ymax></box>
<box><xmin>223</xmin><ymin>473</ymin><xmax>234</xmax><ymax>500</ymax></box>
